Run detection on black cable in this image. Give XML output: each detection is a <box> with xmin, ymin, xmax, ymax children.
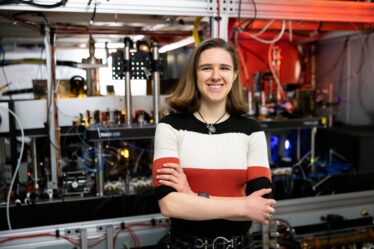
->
<box><xmin>237</xmin><ymin>0</ymin><xmax>242</xmax><ymax>26</ymax></box>
<box><xmin>238</xmin><ymin>0</ymin><xmax>257</xmax><ymax>32</ymax></box>
<box><xmin>17</xmin><ymin>0</ymin><xmax>68</xmax><ymax>9</ymax></box>
<box><xmin>89</xmin><ymin>1</ymin><xmax>97</xmax><ymax>25</ymax></box>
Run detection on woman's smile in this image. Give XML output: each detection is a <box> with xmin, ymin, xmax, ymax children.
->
<box><xmin>196</xmin><ymin>47</ymin><xmax>237</xmax><ymax>105</ymax></box>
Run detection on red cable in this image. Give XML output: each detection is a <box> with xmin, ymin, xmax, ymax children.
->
<box><xmin>234</xmin><ymin>31</ymin><xmax>251</xmax><ymax>89</ymax></box>
<box><xmin>0</xmin><ymin>233</ymin><xmax>80</xmax><ymax>247</ymax></box>
<box><xmin>0</xmin><ymin>222</ymin><xmax>170</xmax><ymax>248</ymax></box>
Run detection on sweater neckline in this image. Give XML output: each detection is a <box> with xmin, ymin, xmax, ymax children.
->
<box><xmin>190</xmin><ymin>112</ymin><xmax>232</xmax><ymax>134</ymax></box>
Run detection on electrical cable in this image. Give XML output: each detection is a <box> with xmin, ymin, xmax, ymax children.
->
<box><xmin>77</xmin><ymin>126</ymin><xmax>91</xmax><ymax>148</ymax></box>
<box><xmin>237</xmin><ymin>0</ymin><xmax>242</xmax><ymax>29</ymax></box>
<box><xmin>82</xmin><ymin>146</ymin><xmax>104</xmax><ymax>173</ymax></box>
<box><xmin>0</xmin><ymin>221</ymin><xmax>170</xmax><ymax>247</ymax></box>
<box><xmin>133</xmin><ymin>149</ymin><xmax>145</xmax><ymax>173</ymax></box>
<box><xmin>248</xmin><ymin>20</ymin><xmax>286</xmax><ymax>44</ymax></box>
<box><xmin>249</xmin><ymin>19</ymin><xmax>274</xmax><ymax>38</ymax></box>
<box><xmin>267</xmin><ymin>42</ymin><xmax>286</xmax><ymax>99</ymax></box>
<box><xmin>288</xmin><ymin>20</ymin><xmax>293</xmax><ymax>42</ymax></box>
<box><xmin>0</xmin><ymin>231</ymin><xmax>101</xmax><ymax>247</ymax></box>
<box><xmin>89</xmin><ymin>1</ymin><xmax>97</xmax><ymax>25</ymax></box>
<box><xmin>6</xmin><ymin>0</ymin><xmax>68</xmax><ymax>9</ymax></box>
<box><xmin>233</xmin><ymin>32</ymin><xmax>250</xmax><ymax>86</ymax></box>
<box><xmin>244</xmin><ymin>0</ymin><xmax>257</xmax><ymax>31</ymax></box>
<box><xmin>236</xmin><ymin>0</ymin><xmax>257</xmax><ymax>32</ymax></box>
<box><xmin>0</xmin><ymin>105</ymin><xmax>25</xmax><ymax>230</ymax></box>
<box><xmin>193</xmin><ymin>17</ymin><xmax>203</xmax><ymax>46</ymax></box>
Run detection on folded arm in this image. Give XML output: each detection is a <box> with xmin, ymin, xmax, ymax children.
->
<box><xmin>156</xmin><ymin>163</ymin><xmax>276</xmax><ymax>224</ymax></box>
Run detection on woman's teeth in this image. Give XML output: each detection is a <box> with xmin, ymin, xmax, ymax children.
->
<box><xmin>208</xmin><ymin>84</ymin><xmax>223</xmax><ymax>89</ymax></box>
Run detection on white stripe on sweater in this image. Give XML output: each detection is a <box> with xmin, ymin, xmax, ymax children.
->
<box><xmin>154</xmin><ymin>123</ymin><xmax>269</xmax><ymax>170</ymax></box>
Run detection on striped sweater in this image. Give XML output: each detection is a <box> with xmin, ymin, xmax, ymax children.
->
<box><xmin>152</xmin><ymin>113</ymin><xmax>272</xmax><ymax>237</ymax></box>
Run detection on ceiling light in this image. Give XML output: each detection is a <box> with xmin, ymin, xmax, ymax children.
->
<box><xmin>159</xmin><ymin>37</ymin><xmax>195</xmax><ymax>53</ymax></box>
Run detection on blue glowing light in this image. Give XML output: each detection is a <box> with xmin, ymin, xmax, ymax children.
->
<box><xmin>285</xmin><ymin>139</ymin><xmax>291</xmax><ymax>150</ymax></box>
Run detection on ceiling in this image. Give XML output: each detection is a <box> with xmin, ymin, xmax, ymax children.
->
<box><xmin>0</xmin><ymin>0</ymin><xmax>373</xmax><ymax>48</ymax></box>
<box><xmin>0</xmin><ymin>10</ymin><xmax>205</xmax><ymax>48</ymax></box>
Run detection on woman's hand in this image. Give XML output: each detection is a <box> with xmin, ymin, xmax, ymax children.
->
<box><xmin>156</xmin><ymin>163</ymin><xmax>195</xmax><ymax>195</ymax></box>
<box><xmin>242</xmin><ymin>188</ymin><xmax>277</xmax><ymax>225</ymax></box>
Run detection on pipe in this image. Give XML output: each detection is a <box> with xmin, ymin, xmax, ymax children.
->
<box><xmin>96</xmin><ymin>142</ymin><xmax>104</xmax><ymax>197</ymax></box>
<box><xmin>151</xmin><ymin>41</ymin><xmax>160</xmax><ymax>124</ymax></box>
<box><xmin>123</xmin><ymin>38</ymin><xmax>132</xmax><ymax>127</ymax></box>
<box><xmin>44</xmin><ymin>25</ymin><xmax>61</xmax><ymax>190</ymax></box>
<box><xmin>300</xmin><ymin>228</ymin><xmax>374</xmax><ymax>249</ymax></box>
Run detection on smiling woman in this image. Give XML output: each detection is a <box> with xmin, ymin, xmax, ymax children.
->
<box><xmin>196</xmin><ymin>47</ymin><xmax>237</xmax><ymax>108</ymax></box>
<box><xmin>152</xmin><ymin>38</ymin><xmax>276</xmax><ymax>249</ymax></box>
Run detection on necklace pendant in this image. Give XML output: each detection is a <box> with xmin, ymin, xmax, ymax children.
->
<box><xmin>207</xmin><ymin>124</ymin><xmax>216</xmax><ymax>134</ymax></box>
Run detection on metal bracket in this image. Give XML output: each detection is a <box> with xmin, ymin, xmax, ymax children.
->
<box><xmin>206</xmin><ymin>0</ymin><xmax>235</xmax><ymax>15</ymax></box>
<box><xmin>64</xmin><ymin>227</ymin><xmax>88</xmax><ymax>249</ymax></box>
<box><xmin>97</xmin><ymin>225</ymin><xmax>115</xmax><ymax>249</ymax></box>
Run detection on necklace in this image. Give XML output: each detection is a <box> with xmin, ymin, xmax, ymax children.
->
<box><xmin>197</xmin><ymin>111</ymin><xmax>227</xmax><ymax>134</ymax></box>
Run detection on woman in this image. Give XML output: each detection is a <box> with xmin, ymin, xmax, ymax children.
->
<box><xmin>152</xmin><ymin>38</ymin><xmax>276</xmax><ymax>248</ymax></box>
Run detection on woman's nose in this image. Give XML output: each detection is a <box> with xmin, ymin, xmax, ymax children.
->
<box><xmin>211</xmin><ymin>68</ymin><xmax>221</xmax><ymax>80</ymax></box>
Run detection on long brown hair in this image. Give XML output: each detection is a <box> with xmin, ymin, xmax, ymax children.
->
<box><xmin>166</xmin><ymin>38</ymin><xmax>248</xmax><ymax>115</ymax></box>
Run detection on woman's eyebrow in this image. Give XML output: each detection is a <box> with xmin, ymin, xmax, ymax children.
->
<box><xmin>198</xmin><ymin>63</ymin><xmax>233</xmax><ymax>68</ymax></box>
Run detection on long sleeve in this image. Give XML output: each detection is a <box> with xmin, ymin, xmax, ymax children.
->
<box><xmin>245</xmin><ymin>130</ymin><xmax>273</xmax><ymax>197</ymax></box>
<box><xmin>152</xmin><ymin>122</ymin><xmax>180</xmax><ymax>200</ymax></box>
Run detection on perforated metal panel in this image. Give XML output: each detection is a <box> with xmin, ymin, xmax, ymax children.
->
<box><xmin>111</xmin><ymin>51</ymin><xmax>167</xmax><ymax>80</ymax></box>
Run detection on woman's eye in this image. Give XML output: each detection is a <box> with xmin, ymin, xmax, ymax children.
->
<box><xmin>201</xmin><ymin>67</ymin><xmax>211</xmax><ymax>71</ymax></box>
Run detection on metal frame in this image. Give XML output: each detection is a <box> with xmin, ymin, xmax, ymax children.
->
<box><xmin>0</xmin><ymin>214</ymin><xmax>169</xmax><ymax>249</ymax></box>
<box><xmin>232</xmin><ymin>0</ymin><xmax>374</xmax><ymax>23</ymax></box>
<box><xmin>1</xmin><ymin>1</ymin><xmax>373</xmax><ymax>42</ymax></box>
<box><xmin>1</xmin><ymin>190</ymin><xmax>373</xmax><ymax>248</ymax></box>
<box><xmin>1</xmin><ymin>0</ymin><xmax>373</xmax><ymax>23</ymax></box>
<box><xmin>44</xmin><ymin>25</ymin><xmax>61</xmax><ymax>190</ymax></box>
<box><xmin>275</xmin><ymin>189</ymin><xmax>374</xmax><ymax>227</ymax></box>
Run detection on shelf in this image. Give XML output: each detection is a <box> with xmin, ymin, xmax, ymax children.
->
<box><xmin>84</xmin><ymin>117</ymin><xmax>326</xmax><ymax>141</ymax></box>
<box><xmin>0</xmin><ymin>117</ymin><xmax>326</xmax><ymax>139</ymax></box>
<box><xmin>84</xmin><ymin>125</ymin><xmax>156</xmax><ymax>141</ymax></box>
<box><xmin>258</xmin><ymin>117</ymin><xmax>326</xmax><ymax>131</ymax></box>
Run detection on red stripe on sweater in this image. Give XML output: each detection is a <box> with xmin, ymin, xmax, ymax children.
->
<box><xmin>152</xmin><ymin>157</ymin><xmax>180</xmax><ymax>187</ymax></box>
<box><xmin>183</xmin><ymin>168</ymin><xmax>247</xmax><ymax>197</ymax></box>
<box><xmin>153</xmin><ymin>158</ymin><xmax>271</xmax><ymax>196</ymax></box>
<box><xmin>246</xmin><ymin>166</ymin><xmax>272</xmax><ymax>182</ymax></box>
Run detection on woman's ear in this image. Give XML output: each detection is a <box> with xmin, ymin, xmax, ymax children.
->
<box><xmin>234</xmin><ymin>71</ymin><xmax>239</xmax><ymax>81</ymax></box>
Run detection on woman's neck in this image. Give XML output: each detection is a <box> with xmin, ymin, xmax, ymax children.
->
<box><xmin>196</xmin><ymin>102</ymin><xmax>227</xmax><ymax>123</ymax></box>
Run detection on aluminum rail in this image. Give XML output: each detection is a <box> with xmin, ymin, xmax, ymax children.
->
<box><xmin>0</xmin><ymin>0</ymin><xmax>373</xmax><ymax>23</ymax></box>
<box><xmin>1</xmin><ymin>190</ymin><xmax>374</xmax><ymax>248</ymax></box>
<box><xmin>0</xmin><ymin>214</ymin><xmax>169</xmax><ymax>249</ymax></box>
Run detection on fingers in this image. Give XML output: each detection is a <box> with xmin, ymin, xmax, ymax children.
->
<box><xmin>158</xmin><ymin>179</ymin><xmax>177</xmax><ymax>189</ymax></box>
<box><xmin>259</xmin><ymin>211</ymin><xmax>275</xmax><ymax>225</ymax></box>
<box><xmin>157</xmin><ymin>163</ymin><xmax>184</xmax><ymax>175</ymax></box>
<box><xmin>162</xmin><ymin>163</ymin><xmax>183</xmax><ymax>172</ymax></box>
<box><xmin>267</xmin><ymin>199</ymin><xmax>277</xmax><ymax>207</ymax></box>
<box><xmin>156</xmin><ymin>174</ymin><xmax>178</xmax><ymax>182</ymax></box>
<box><xmin>268</xmin><ymin>206</ymin><xmax>275</xmax><ymax>214</ymax></box>
<box><xmin>261</xmin><ymin>202</ymin><xmax>276</xmax><ymax>225</ymax></box>
<box><xmin>157</xmin><ymin>168</ymin><xmax>179</xmax><ymax>176</ymax></box>
<box><xmin>254</xmin><ymin>188</ymin><xmax>272</xmax><ymax>197</ymax></box>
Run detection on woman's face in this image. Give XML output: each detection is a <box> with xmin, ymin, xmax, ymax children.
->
<box><xmin>196</xmin><ymin>47</ymin><xmax>237</xmax><ymax>106</ymax></box>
